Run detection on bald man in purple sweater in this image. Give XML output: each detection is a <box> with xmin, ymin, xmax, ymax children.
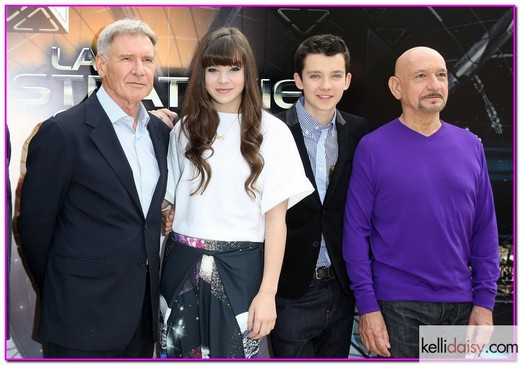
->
<box><xmin>343</xmin><ymin>46</ymin><xmax>499</xmax><ymax>358</ymax></box>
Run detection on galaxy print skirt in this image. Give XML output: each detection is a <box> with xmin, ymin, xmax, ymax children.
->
<box><xmin>159</xmin><ymin>232</ymin><xmax>264</xmax><ymax>358</ymax></box>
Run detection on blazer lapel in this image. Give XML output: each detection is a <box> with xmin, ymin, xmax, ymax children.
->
<box><xmin>286</xmin><ymin>107</ymin><xmax>320</xmax><ymax>203</ymax></box>
<box><xmin>85</xmin><ymin>95</ymin><xmax>143</xmax><ymax>216</ymax></box>
<box><xmin>146</xmin><ymin>118</ymin><xmax>168</xmax><ymax>216</ymax></box>
<box><xmin>323</xmin><ymin>112</ymin><xmax>349</xmax><ymax>207</ymax></box>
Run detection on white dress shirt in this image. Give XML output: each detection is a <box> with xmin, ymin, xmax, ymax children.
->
<box><xmin>97</xmin><ymin>86</ymin><xmax>160</xmax><ymax>217</ymax></box>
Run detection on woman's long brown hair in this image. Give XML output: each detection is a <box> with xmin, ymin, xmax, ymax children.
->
<box><xmin>180</xmin><ymin>27</ymin><xmax>264</xmax><ymax>198</ymax></box>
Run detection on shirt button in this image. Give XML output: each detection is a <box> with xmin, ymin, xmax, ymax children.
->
<box><xmin>312</xmin><ymin>241</ymin><xmax>320</xmax><ymax>248</ymax></box>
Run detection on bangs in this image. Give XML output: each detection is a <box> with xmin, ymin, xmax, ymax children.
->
<box><xmin>202</xmin><ymin>35</ymin><xmax>244</xmax><ymax>67</ymax></box>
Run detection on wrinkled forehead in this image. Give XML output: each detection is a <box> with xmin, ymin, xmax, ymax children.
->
<box><xmin>109</xmin><ymin>33</ymin><xmax>156</xmax><ymax>55</ymax></box>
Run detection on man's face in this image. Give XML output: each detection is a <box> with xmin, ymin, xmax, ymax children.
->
<box><xmin>294</xmin><ymin>53</ymin><xmax>351</xmax><ymax>123</ymax></box>
<box><xmin>396</xmin><ymin>50</ymin><xmax>449</xmax><ymax>114</ymax></box>
<box><xmin>96</xmin><ymin>33</ymin><xmax>156</xmax><ymax>109</ymax></box>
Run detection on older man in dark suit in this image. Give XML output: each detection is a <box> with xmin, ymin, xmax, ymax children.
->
<box><xmin>17</xmin><ymin>18</ymin><xmax>171</xmax><ymax>358</ymax></box>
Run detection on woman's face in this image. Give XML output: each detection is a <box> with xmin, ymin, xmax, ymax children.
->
<box><xmin>204</xmin><ymin>64</ymin><xmax>245</xmax><ymax>113</ymax></box>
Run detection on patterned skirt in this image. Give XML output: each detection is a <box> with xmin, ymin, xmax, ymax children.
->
<box><xmin>159</xmin><ymin>232</ymin><xmax>263</xmax><ymax>358</ymax></box>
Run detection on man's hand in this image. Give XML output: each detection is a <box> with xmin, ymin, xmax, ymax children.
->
<box><xmin>359</xmin><ymin>311</ymin><xmax>391</xmax><ymax>357</ymax></box>
<box><xmin>466</xmin><ymin>305</ymin><xmax>494</xmax><ymax>357</ymax></box>
<box><xmin>150</xmin><ymin>108</ymin><xmax>177</xmax><ymax>129</ymax></box>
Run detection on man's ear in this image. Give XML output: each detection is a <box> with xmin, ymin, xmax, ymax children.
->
<box><xmin>294</xmin><ymin>72</ymin><xmax>304</xmax><ymax>90</ymax></box>
<box><xmin>96</xmin><ymin>54</ymin><xmax>106</xmax><ymax>78</ymax></box>
<box><xmin>388</xmin><ymin>76</ymin><xmax>401</xmax><ymax>100</ymax></box>
<box><xmin>344</xmin><ymin>72</ymin><xmax>352</xmax><ymax>90</ymax></box>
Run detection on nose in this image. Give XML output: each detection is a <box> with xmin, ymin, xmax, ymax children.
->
<box><xmin>428</xmin><ymin>75</ymin><xmax>442</xmax><ymax>90</ymax></box>
<box><xmin>132</xmin><ymin>59</ymin><xmax>145</xmax><ymax>76</ymax></box>
<box><xmin>217</xmin><ymin>71</ymin><xmax>229</xmax><ymax>84</ymax></box>
<box><xmin>320</xmin><ymin>76</ymin><xmax>332</xmax><ymax>90</ymax></box>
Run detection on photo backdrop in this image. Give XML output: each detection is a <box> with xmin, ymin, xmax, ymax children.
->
<box><xmin>6</xmin><ymin>5</ymin><xmax>515</xmax><ymax>358</ymax></box>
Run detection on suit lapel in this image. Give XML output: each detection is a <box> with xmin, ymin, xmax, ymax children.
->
<box><xmin>147</xmin><ymin>118</ymin><xmax>167</xmax><ymax>216</ymax></box>
<box><xmin>286</xmin><ymin>107</ymin><xmax>321</xmax><ymax>203</ymax></box>
<box><xmin>85</xmin><ymin>95</ymin><xmax>143</xmax><ymax>216</ymax></box>
<box><xmin>323</xmin><ymin>112</ymin><xmax>349</xmax><ymax>207</ymax></box>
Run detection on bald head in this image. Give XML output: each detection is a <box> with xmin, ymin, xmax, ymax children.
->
<box><xmin>394</xmin><ymin>47</ymin><xmax>446</xmax><ymax>78</ymax></box>
<box><xmin>388</xmin><ymin>46</ymin><xmax>448</xmax><ymax>117</ymax></box>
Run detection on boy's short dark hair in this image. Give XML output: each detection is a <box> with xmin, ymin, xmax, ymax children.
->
<box><xmin>294</xmin><ymin>34</ymin><xmax>350</xmax><ymax>76</ymax></box>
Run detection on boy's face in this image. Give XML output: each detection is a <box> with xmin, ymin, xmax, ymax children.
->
<box><xmin>294</xmin><ymin>53</ymin><xmax>351</xmax><ymax>124</ymax></box>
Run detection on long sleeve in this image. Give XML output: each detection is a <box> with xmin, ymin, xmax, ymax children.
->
<box><xmin>342</xmin><ymin>138</ymin><xmax>379</xmax><ymax>315</ymax></box>
<box><xmin>17</xmin><ymin>119</ymin><xmax>73</xmax><ymax>288</ymax></box>
<box><xmin>469</xmin><ymin>143</ymin><xmax>500</xmax><ymax>310</ymax></box>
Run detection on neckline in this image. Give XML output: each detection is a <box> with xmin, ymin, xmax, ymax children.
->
<box><xmin>397</xmin><ymin>118</ymin><xmax>443</xmax><ymax>138</ymax></box>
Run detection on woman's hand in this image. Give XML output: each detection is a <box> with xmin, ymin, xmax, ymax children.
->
<box><xmin>247</xmin><ymin>290</ymin><xmax>277</xmax><ymax>340</ymax></box>
<box><xmin>161</xmin><ymin>202</ymin><xmax>174</xmax><ymax>235</ymax></box>
<box><xmin>150</xmin><ymin>108</ymin><xmax>177</xmax><ymax>129</ymax></box>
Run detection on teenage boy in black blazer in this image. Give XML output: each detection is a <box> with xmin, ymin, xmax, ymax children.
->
<box><xmin>271</xmin><ymin>34</ymin><xmax>369</xmax><ymax>358</ymax></box>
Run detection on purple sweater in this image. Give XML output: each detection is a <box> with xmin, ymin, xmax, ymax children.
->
<box><xmin>343</xmin><ymin>119</ymin><xmax>499</xmax><ymax>315</ymax></box>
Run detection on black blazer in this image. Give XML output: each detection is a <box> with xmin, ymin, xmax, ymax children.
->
<box><xmin>17</xmin><ymin>93</ymin><xmax>171</xmax><ymax>351</ymax></box>
<box><xmin>277</xmin><ymin>106</ymin><xmax>368</xmax><ymax>299</ymax></box>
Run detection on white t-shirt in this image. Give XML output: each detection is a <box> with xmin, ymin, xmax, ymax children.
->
<box><xmin>166</xmin><ymin>110</ymin><xmax>314</xmax><ymax>242</ymax></box>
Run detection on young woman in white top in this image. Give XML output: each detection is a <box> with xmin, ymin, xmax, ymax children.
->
<box><xmin>159</xmin><ymin>27</ymin><xmax>313</xmax><ymax>359</ymax></box>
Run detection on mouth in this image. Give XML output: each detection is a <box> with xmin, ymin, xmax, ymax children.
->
<box><xmin>216</xmin><ymin>88</ymin><xmax>233</xmax><ymax>93</ymax></box>
<box><xmin>317</xmin><ymin>95</ymin><xmax>333</xmax><ymax>100</ymax></box>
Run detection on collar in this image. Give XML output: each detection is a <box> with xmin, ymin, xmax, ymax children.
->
<box><xmin>97</xmin><ymin>85</ymin><xmax>150</xmax><ymax>128</ymax></box>
<box><xmin>295</xmin><ymin>97</ymin><xmax>336</xmax><ymax>136</ymax></box>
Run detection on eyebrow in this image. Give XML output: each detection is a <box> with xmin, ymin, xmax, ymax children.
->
<box><xmin>413</xmin><ymin>68</ymin><xmax>448</xmax><ymax>74</ymax></box>
<box><xmin>305</xmin><ymin>70</ymin><xmax>345</xmax><ymax>74</ymax></box>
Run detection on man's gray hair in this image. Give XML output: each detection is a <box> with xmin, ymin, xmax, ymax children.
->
<box><xmin>97</xmin><ymin>18</ymin><xmax>157</xmax><ymax>60</ymax></box>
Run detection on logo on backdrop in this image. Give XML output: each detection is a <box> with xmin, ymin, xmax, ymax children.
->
<box><xmin>12</xmin><ymin>46</ymin><xmax>301</xmax><ymax>112</ymax></box>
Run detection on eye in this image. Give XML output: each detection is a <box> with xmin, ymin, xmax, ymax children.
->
<box><xmin>206</xmin><ymin>67</ymin><xmax>218</xmax><ymax>73</ymax></box>
<box><xmin>230</xmin><ymin>66</ymin><xmax>242</xmax><ymax>72</ymax></box>
<box><xmin>332</xmin><ymin>74</ymin><xmax>343</xmax><ymax>79</ymax></box>
<box><xmin>143</xmin><ymin>57</ymin><xmax>155</xmax><ymax>64</ymax></box>
<box><xmin>309</xmin><ymin>74</ymin><xmax>320</xmax><ymax>79</ymax></box>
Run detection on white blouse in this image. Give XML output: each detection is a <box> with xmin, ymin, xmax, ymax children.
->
<box><xmin>165</xmin><ymin>110</ymin><xmax>314</xmax><ymax>242</ymax></box>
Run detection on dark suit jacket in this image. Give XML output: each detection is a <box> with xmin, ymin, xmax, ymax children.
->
<box><xmin>17</xmin><ymin>93</ymin><xmax>171</xmax><ymax>351</ymax></box>
<box><xmin>277</xmin><ymin>106</ymin><xmax>368</xmax><ymax>299</ymax></box>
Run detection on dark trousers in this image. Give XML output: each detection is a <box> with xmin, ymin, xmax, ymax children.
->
<box><xmin>270</xmin><ymin>277</ymin><xmax>355</xmax><ymax>358</ymax></box>
<box><xmin>45</xmin><ymin>279</ymin><xmax>154</xmax><ymax>358</ymax></box>
<box><xmin>379</xmin><ymin>300</ymin><xmax>473</xmax><ymax>358</ymax></box>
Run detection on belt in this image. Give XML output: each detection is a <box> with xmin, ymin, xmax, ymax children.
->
<box><xmin>314</xmin><ymin>266</ymin><xmax>334</xmax><ymax>280</ymax></box>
